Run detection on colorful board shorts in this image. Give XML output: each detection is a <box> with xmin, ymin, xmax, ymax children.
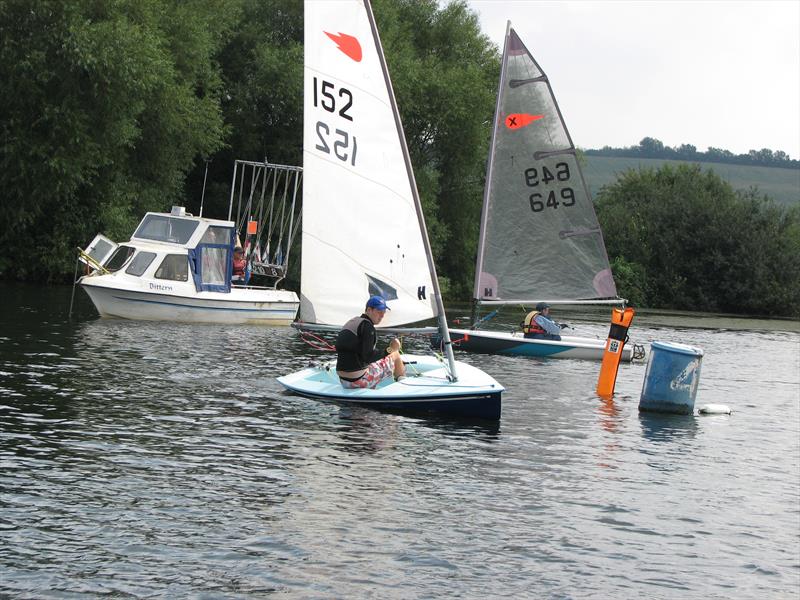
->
<box><xmin>339</xmin><ymin>355</ymin><xmax>394</xmax><ymax>389</ymax></box>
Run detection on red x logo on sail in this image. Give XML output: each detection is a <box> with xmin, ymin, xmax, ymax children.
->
<box><xmin>325</xmin><ymin>31</ymin><xmax>362</xmax><ymax>62</ymax></box>
<box><xmin>505</xmin><ymin>113</ymin><xmax>543</xmax><ymax>130</ymax></box>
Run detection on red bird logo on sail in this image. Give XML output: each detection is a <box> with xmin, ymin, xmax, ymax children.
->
<box><xmin>325</xmin><ymin>31</ymin><xmax>362</xmax><ymax>62</ymax></box>
<box><xmin>505</xmin><ymin>113</ymin><xmax>543</xmax><ymax>130</ymax></box>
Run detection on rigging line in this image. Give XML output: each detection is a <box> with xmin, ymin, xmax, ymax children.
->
<box><xmin>256</xmin><ymin>164</ymin><xmax>270</xmax><ymax>260</ymax></box>
<box><xmin>235</xmin><ymin>161</ymin><xmax>246</xmax><ymax>235</ymax></box>
<box><xmin>274</xmin><ymin>172</ymin><xmax>290</xmax><ymax>261</ymax></box>
<box><xmin>246</xmin><ymin>162</ymin><xmax>261</xmax><ymax>228</ymax></box>
<box><xmin>260</xmin><ymin>165</ymin><xmax>276</xmax><ymax>261</ymax></box>
<box><xmin>266</xmin><ymin>167</ymin><xmax>279</xmax><ymax>258</ymax></box>
<box><xmin>283</xmin><ymin>171</ymin><xmax>302</xmax><ymax>269</ymax></box>
<box><xmin>243</xmin><ymin>162</ymin><xmax>256</xmax><ymax>232</ymax></box>
<box><xmin>300</xmin><ymin>329</ymin><xmax>336</xmax><ymax>351</ymax></box>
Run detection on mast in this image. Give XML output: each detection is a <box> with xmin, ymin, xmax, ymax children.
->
<box><xmin>363</xmin><ymin>0</ymin><xmax>458</xmax><ymax>381</ymax></box>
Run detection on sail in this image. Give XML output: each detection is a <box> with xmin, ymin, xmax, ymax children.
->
<box><xmin>473</xmin><ymin>25</ymin><xmax>618</xmax><ymax>304</ymax></box>
<box><xmin>300</xmin><ymin>0</ymin><xmax>437</xmax><ymax>327</ymax></box>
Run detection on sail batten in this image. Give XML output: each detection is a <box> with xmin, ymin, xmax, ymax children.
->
<box><xmin>473</xmin><ymin>24</ymin><xmax>619</xmax><ymax>305</ymax></box>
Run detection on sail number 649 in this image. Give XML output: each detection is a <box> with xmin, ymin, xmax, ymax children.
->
<box><xmin>524</xmin><ymin>162</ymin><xmax>570</xmax><ymax>186</ymax></box>
<box><xmin>525</xmin><ymin>161</ymin><xmax>574</xmax><ymax>212</ymax></box>
<box><xmin>529</xmin><ymin>188</ymin><xmax>575</xmax><ymax>212</ymax></box>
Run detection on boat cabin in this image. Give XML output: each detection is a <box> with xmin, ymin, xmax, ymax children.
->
<box><xmin>82</xmin><ymin>206</ymin><xmax>244</xmax><ymax>294</ymax></box>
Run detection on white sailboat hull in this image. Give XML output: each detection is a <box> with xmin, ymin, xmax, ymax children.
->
<box><xmin>80</xmin><ymin>276</ymin><xmax>299</xmax><ymax>325</ymax></box>
<box><xmin>278</xmin><ymin>354</ymin><xmax>504</xmax><ymax>420</ymax></box>
<box><xmin>444</xmin><ymin>327</ymin><xmax>634</xmax><ymax>362</ymax></box>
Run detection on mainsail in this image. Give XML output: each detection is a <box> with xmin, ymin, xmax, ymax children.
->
<box><xmin>473</xmin><ymin>23</ymin><xmax>618</xmax><ymax>305</ymax></box>
<box><xmin>300</xmin><ymin>0</ymin><xmax>437</xmax><ymax>328</ymax></box>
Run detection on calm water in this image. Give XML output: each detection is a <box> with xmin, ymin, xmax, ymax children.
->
<box><xmin>2</xmin><ymin>282</ymin><xmax>799</xmax><ymax>598</ymax></box>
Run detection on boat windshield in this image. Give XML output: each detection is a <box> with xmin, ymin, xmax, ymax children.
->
<box><xmin>133</xmin><ymin>215</ymin><xmax>199</xmax><ymax>245</ymax></box>
<box><xmin>105</xmin><ymin>245</ymin><xmax>136</xmax><ymax>272</ymax></box>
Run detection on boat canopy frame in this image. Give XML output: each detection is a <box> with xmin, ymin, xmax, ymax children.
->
<box><xmin>227</xmin><ymin>159</ymin><xmax>303</xmax><ymax>289</ymax></box>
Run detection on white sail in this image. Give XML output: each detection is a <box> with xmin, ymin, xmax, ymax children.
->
<box><xmin>473</xmin><ymin>24</ymin><xmax>618</xmax><ymax>305</ymax></box>
<box><xmin>300</xmin><ymin>0</ymin><xmax>436</xmax><ymax>327</ymax></box>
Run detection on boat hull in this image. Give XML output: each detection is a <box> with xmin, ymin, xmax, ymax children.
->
<box><xmin>443</xmin><ymin>328</ymin><xmax>634</xmax><ymax>362</ymax></box>
<box><xmin>277</xmin><ymin>354</ymin><xmax>504</xmax><ymax>420</ymax></box>
<box><xmin>80</xmin><ymin>278</ymin><xmax>299</xmax><ymax>325</ymax></box>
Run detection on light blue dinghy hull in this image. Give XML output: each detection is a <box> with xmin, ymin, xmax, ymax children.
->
<box><xmin>277</xmin><ymin>354</ymin><xmax>504</xmax><ymax>420</ymax></box>
<box><xmin>442</xmin><ymin>328</ymin><xmax>634</xmax><ymax>362</ymax></box>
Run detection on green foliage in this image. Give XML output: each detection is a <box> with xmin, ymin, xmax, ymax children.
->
<box><xmin>596</xmin><ymin>164</ymin><xmax>800</xmax><ymax>317</ymax></box>
<box><xmin>587</xmin><ymin>136</ymin><xmax>798</xmax><ymax>168</ymax></box>
<box><xmin>0</xmin><ymin>0</ymin><xmax>237</xmax><ymax>280</ymax></box>
<box><xmin>183</xmin><ymin>0</ymin><xmax>304</xmax><ymax>220</ymax></box>
<box><xmin>609</xmin><ymin>256</ymin><xmax>648</xmax><ymax>308</ymax></box>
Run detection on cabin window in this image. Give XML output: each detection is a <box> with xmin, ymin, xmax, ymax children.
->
<box><xmin>88</xmin><ymin>238</ymin><xmax>115</xmax><ymax>265</ymax></box>
<box><xmin>124</xmin><ymin>251</ymin><xmax>156</xmax><ymax>277</ymax></box>
<box><xmin>200</xmin><ymin>247</ymin><xmax>227</xmax><ymax>286</ymax></box>
<box><xmin>200</xmin><ymin>226</ymin><xmax>233</xmax><ymax>245</ymax></box>
<box><xmin>133</xmin><ymin>215</ymin><xmax>199</xmax><ymax>245</ymax></box>
<box><xmin>104</xmin><ymin>245</ymin><xmax>136</xmax><ymax>272</ymax></box>
<box><xmin>155</xmin><ymin>254</ymin><xmax>189</xmax><ymax>281</ymax></box>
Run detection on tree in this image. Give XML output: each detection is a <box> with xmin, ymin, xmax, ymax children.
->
<box><xmin>0</xmin><ymin>0</ymin><xmax>237</xmax><ymax>280</ymax></box>
<box><xmin>183</xmin><ymin>0</ymin><xmax>304</xmax><ymax>222</ymax></box>
<box><xmin>638</xmin><ymin>137</ymin><xmax>665</xmax><ymax>157</ymax></box>
<box><xmin>596</xmin><ymin>164</ymin><xmax>800</xmax><ymax>317</ymax></box>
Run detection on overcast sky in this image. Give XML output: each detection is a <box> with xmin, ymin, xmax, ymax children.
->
<box><xmin>465</xmin><ymin>0</ymin><xmax>800</xmax><ymax>158</ymax></box>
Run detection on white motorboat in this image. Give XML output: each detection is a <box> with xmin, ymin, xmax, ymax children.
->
<box><xmin>78</xmin><ymin>199</ymin><xmax>299</xmax><ymax>325</ymax></box>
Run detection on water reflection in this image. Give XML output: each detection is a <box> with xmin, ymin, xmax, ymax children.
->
<box><xmin>637</xmin><ymin>412</ymin><xmax>699</xmax><ymax>443</ymax></box>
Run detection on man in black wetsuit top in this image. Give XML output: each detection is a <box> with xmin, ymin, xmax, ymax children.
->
<box><xmin>335</xmin><ymin>295</ymin><xmax>406</xmax><ymax>388</ymax></box>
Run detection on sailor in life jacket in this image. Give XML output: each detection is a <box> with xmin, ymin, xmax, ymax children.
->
<box><xmin>335</xmin><ymin>295</ymin><xmax>406</xmax><ymax>389</ymax></box>
<box><xmin>521</xmin><ymin>302</ymin><xmax>566</xmax><ymax>340</ymax></box>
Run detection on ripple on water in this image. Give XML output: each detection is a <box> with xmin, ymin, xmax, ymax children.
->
<box><xmin>1</xmin><ymin>294</ymin><xmax>799</xmax><ymax>598</ymax></box>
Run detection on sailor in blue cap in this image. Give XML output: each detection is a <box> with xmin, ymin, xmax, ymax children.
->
<box><xmin>335</xmin><ymin>296</ymin><xmax>406</xmax><ymax>388</ymax></box>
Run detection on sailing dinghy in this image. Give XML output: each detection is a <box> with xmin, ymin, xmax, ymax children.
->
<box><xmin>445</xmin><ymin>23</ymin><xmax>642</xmax><ymax>362</ymax></box>
<box><xmin>277</xmin><ymin>0</ymin><xmax>503</xmax><ymax>420</ymax></box>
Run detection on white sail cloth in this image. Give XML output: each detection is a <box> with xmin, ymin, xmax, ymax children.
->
<box><xmin>301</xmin><ymin>0</ymin><xmax>436</xmax><ymax>327</ymax></box>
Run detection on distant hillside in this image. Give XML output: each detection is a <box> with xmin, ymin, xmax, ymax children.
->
<box><xmin>582</xmin><ymin>156</ymin><xmax>800</xmax><ymax>206</ymax></box>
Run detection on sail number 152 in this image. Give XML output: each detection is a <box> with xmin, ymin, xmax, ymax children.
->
<box><xmin>524</xmin><ymin>162</ymin><xmax>575</xmax><ymax>212</ymax></box>
<box><xmin>313</xmin><ymin>76</ymin><xmax>358</xmax><ymax>166</ymax></box>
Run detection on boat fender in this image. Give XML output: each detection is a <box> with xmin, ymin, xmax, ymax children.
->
<box><xmin>698</xmin><ymin>404</ymin><xmax>731</xmax><ymax>415</ymax></box>
<box><xmin>596</xmin><ymin>307</ymin><xmax>635</xmax><ymax>397</ymax></box>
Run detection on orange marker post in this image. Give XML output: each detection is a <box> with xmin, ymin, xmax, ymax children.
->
<box><xmin>596</xmin><ymin>307</ymin><xmax>636</xmax><ymax>398</ymax></box>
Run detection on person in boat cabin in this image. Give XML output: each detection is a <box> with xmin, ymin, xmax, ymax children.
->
<box><xmin>232</xmin><ymin>246</ymin><xmax>246</xmax><ymax>283</ymax></box>
<box><xmin>522</xmin><ymin>302</ymin><xmax>568</xmax><ymax>341</ymax></box>
<box><xmin>336</xmin><ymin>295</ymin><xmax>406</xmax><ymax>388</ymax></box>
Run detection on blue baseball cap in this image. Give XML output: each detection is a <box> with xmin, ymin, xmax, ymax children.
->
<box><xmin>366</xmin><ymin>295</ymin><xmax>390</xmax><ymax>311</ymax></box>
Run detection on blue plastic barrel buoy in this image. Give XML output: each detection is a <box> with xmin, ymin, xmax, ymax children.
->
<box><xmin>639</xmin><ymin>341</ymin><xmax>704</xmax><ymax>415</ymax></box>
